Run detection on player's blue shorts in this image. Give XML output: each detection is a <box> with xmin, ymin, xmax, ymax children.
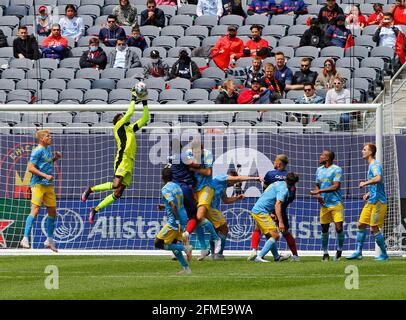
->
<box><xmin>177</xmin><ymin>182</ymin><xmax>197</xmax><ymax>219</ymax></box>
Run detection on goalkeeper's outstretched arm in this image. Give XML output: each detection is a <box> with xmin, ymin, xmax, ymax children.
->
<box><xmin>131</xmin><ymin>85</ymin><xmax>150</xmax><ymax>131</ymax></box>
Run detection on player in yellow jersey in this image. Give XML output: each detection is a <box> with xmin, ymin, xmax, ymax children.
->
<box><xmin>81</xmin><ymin>83</ymin><xmax>150</xmax><ymax>224</ymax></box>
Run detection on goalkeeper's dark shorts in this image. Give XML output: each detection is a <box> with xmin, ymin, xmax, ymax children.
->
<box><xmin>177</xmin><ymin>182</ymin><xmax>197</xmax><ymax>219</ymax></box>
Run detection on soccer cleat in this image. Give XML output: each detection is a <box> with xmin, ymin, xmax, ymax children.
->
<box><xmin>374</xmin><ymin>254</ymin><xmax>389</xmax><ymax>261</ymax></box>
<box><xmin>322</xmin><ymin>253</ymin><xmax>330</xmax><ymax>262</ymax></box>
<box><xmin>247</xmin><ymin>249</ymin><xmax>258</xmax><ymax>261</ymax></box>
<box><xmin>213</xmin><ymin>238</ymin><xmax>222</xmax><ymax>254</ymax></box>
<box><xmin>89</xmin><ymin>208</ymin><xmax>97</xmax><ymax>225</ymax></box>
<box><xmin>184</xmin><ymin>244</ymin><xmax>193</xmax><ymax>262</ymax></box>
<box><xmin>44</xmin><ymin>239</ymin><xmax>58</xmax><ymax>253</ymax></box>
<box><xmin>81</xmin><ymin>187</ymin><xmax>92</xmax><ymax>202</ymax></box>
<box><xmin>197</xmin><ymin>249</ymin><xmax>210</xmax><ymax>261</ymax></box>
<box><xmin>334</xmin><ymin>250</ymin><xmax>342</xmax><ymax>261</ymax></box>
<box><xmin>177</xmin><ymin>267</ymin><xmax>192</xmax><ymax>275</ymax></box>
<box><xmin>20</xmin><ymin>237</ymin><xmax>30</xmax><ymax>249</ymax></box>
<box><xmin>253</xmin><ymin>256</ymin><xmax>269</xmax><ymax>263</ymax></box>
<box><xmin>275</xmin><ymin>253</ymin><xmax>291</xmax><ymax>262</ymax></box>
<box><xmin>291</xmin><ymin>255</ymin><xmax>300</xmax><ymax>262</ymax></box>
<box><xmin>346</xmin><ymin>251</ymin><xmax>363</xmax><ymax>260</ymax></box>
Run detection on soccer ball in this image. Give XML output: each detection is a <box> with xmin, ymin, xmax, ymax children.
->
<box><xmin>133</xmin><ymin>82</ymin><xmax>148</xmax><ymax>99</ymax></box>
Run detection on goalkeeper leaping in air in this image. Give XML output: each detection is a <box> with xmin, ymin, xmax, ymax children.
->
<box><xmin>81</xmin><ymin>83</ymin><xmax>150</xmax><ymax>224</ymax></box>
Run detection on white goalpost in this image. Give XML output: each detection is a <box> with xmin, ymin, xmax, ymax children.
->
<box><xmin>0</xmin><ymin>103</ymin><xmax>402</xmax><ymax>257</ymax></box>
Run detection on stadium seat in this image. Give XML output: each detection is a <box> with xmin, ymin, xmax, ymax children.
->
<box><xmin>288</xmin><ymin>25</ymin><xmax>309</xmax><ymax>36</ymax></box>
<box><xmin>0</xmin><ymin>111</ymin><xmax>20</xmax><ymax>124</ymax></box>
<box><xmin>278</xmin><ymin>122</ymin><xmax>304</xmax><ymax>134</ymax></box>
<box><xmin>143</xmin><ymin>46</ymin><xmax>167</xmax><ymax>58</ymax></box>
<box><xmin>73</xmin><ymin>111</ymin><xmax>100</xmax><ymax>124</ymax></box>
<box><xmin>0</xmin><ymin>16</ymin><xmax>19</xmax><ymax>29</ymax></box>
<box><xmin>6</xmin><ymin>89</ymin><xmax>32</xmax><ymax>103</ymax></box>
<box><xmin>362</xmin><ymin>24</ymin><xmax>378</xmax><ymax>36</ymax></box>
<box><xmin>70</xmin><ymin>47</ymin><xmax>87</xmax><ymax>57</ymax></box>
<box><xmin>143</xmin><ymin>77</ymin><xmax>165</xmax><ymax>92</ymax></box>
<box><xmin>354</xmin><ymin>35</ymin><xmax>376</xmax><ymax>50</ymax></box>
<box><xmin>92</xmin><ymin>79</ymin><xmax>116</xmax><ymax>92</ymax></box>
<box><xmin>160</xmin><ymin>4</ymin><xmax>177</xmax><ymax>19</ymax></box>
<box><xmin>192</xmin><ymin>78</ymin><xmax>217</xmax><ymax>90</ymax></box>
<box><xmin>42</xmin><ymin>79</ymin><xmax>66</xmax><ymax>92</ymax></box>
<box><xmin>336</xmin><ymin>57</ymin><xmax>360</xmax><ymax>71</ymax></box>
<box><xmin>64</xmin><ymin>123</ymin><xmax>90</xmax><ymax>134</ymax></box>
<box><xmin>201</xmin><ymin>67</ymin><xmax>225</xmax><ymax>81</ymax></box>
<box><xmin>59</xmin><ymin>58</ymin><xmax>80</xmax><ymax>69</ymax></box>
<box><xmin>245</xmin><ymin>15</ymin><xmax>269</xmax><ymax>27</ymax></box>
<box><xmin>16</xmin><ymin>79</ymin><xmax>40</xmax><ymax>94</ymax></box>
<box><xmin>108</xmin><ymin>89</ymin><xmax>131</xmax><ymax>104</ymax></box>
<box><xmin>169</xmin><ymin>15</ymin><xmax>193</xmax><ymax>28</ymax></box>
<box><xmin>21</xmin><ymin>112</ymin><xmax>46</xmax><ymax>125</ymax></box>
<box><xmin>336</xmin><ymin>67</ymin><xmax>351</xmax><ymax>83</ymax></box>
<box><xmin>26</xmin><ymin>68</ymin><xmax>50</xmax><ymax>82</ymax></box>
<box><xmin>167</xmin><ymin>77</ymin><xmax>191</xmax><ymax>92</ymax></box>
<box><xmin>295</xmin><ymin>46</ymin><xmax>320</xmax><ymax>59</ymax></box>
<box><xmin>354</xmin><ymin>67</ymin><xmax>378</xmax><ymax>91</ymax></box>
<box><xmin>159</xmin><ymin>89</ymin><xmax>184</xmax><ymax>104</ymax></box>
<box><xmin>152</xmin><ymin>36</ymin><xmax>177</xmax><ymax>50</ymax></box>
<box><xmin>116</xmin><ymin>78</ymin><xmax>139</xmax><ymax>89</ymax></box>
<box><xmin>0</xmin><ymin>79</ymin><xmax>15</xmax><ymax>92</ymax></box>
<box><xmin>184</xmin><ymin>88</ymin><xmax>209</xmax><ymax>103</ymax></box>
<box><xmin>83</xmin><ymin>89</ymin><xmax>109</xmax><ymax>103</ymax></box>
<box><xmin>36</xmin><ymin>58</ymin><xmax>59</xmax><ymax>71</ymax></box>
<box><xmin>36</xmin><ymin>89</ymin><xmax>59</xmax><ymax>103</ymax></box>
<box><xmin>307</xmin><ymin>4</ymin><xmax>323</xmax><ymax>15</ymax></box>
<box><xmin>270</xmin><ymin>15</ymin><xmax>294</xmax><ymax>28</ymax></box>
<box><xmin>100</xmin><ymin>68</ymin><xmax>126</xmax><ymax>80</ymax></box>
<box><xmin>9</xmin><ymin>58</ymin><xmax>33</xmax><ymax>71</ymax></box>
<box><xmin>161</xmin><ymin>25</ymin><xmax>185</xmax><ymax>39</ymax></box>
<box><xmin>0</xmin><ymin>47</ymin><xmax>14</xmax><ymax>59</ymax></box>
<box><xmin>261</xmin><ymin>111</ymin><xmax>287</xmax><ymax>124</ymax></box>
<box><xmin>176</xmin><ymin>36</ymin><xmax>201</xmax><ymax>49</ymax></box>
<box><xmin>207</xmin><ymin>112</ymin><xmax>234</xmax><ymax>124</ymax></box>
<box><xmin>101</xmin><ymin>4</ymin><xmax>115</xmax><ymax>15</ymax></box>
<box><xmin>176</xmin><ymin>4</ymin><xmax>197</xmax><ymax>16</ymax></box>
<box><xmin>185</xmin><ymin>25</ymin><xmax>209</xmax><ymax>39</ymax></box>
<box><xmin>202</xmin><ymin>36</ymin><xmax>220</xmax><ymax>47</ymax></box>
<box><xmin>235</xmin><ymin>57</ymin><xmax>252</xmax><ymax>68</ymax></box>
<box><xmin>320</xmin><ymin>46</ymin><xmax>344</xmax><ymax>60</ymax></box>
<box><xmin>271</xmin><ymin>46</ymin><xmax>294</xmax><ymax>59</ymax></box>
<box><xmin>344</xmin><ymin>46</ymin><xmax>369</xmax><ymax>60</ymax></box>
<box><xmin>139</xmin><ymin>25</ymin><xmax>160</xmax><ymax>39</ymax></box>
<box><xmin>278</xmin><ymin>35</ymin><xmax>301</xmax><ymax>48</ymax></box>
<box><xmin>348</xmin><ymin>78</ymin><xmax>370</xmax><ymax>102</ymax></box>
<box><xmin>219</xmin><ymin>15</ymin><xmax>244</xmax><ymax>26</ymax></box>
<box><xmin>125</xmin><ymin>67</ymin><xmax>145</xmax><ymax>79</ymax></box>
<box><xmin>5</xmin><ymin>5</ymin><xmax>27</xmax><ymax>18</ymax></box>
<box><xmin>50</xmin><ymin>68</ymin><xmax>76</xmax><ymax>81</ymax></box>
<box><xmin>234</xmin><ymin>111</ymin><xmax>261</xmax><ymax>124</ymax></box>
<box><xmin>209</xmin><ymin>89</ymin><xmax>220</xmax><ymax>101</ymax></box>
<box><xmin>12</xmin><ymin>124</ymin><xmax>38</xmax><ymax>134</ymax></box>
<box><xmin>58</xmin><ymin>89</ymin><xmax>84</xmax><ymax>103</ymax></box>
<box><xmin>76</xmin><ymin>68</ymin><xmax>100</xmax><ymax>81</ymax></box>
<box><xmin>153</xmin><ymin>113</ymin><xmax>180</xmax><ymax>124</ymax></box>
<box><xmin>1</xmin><ymin>68</ymin><xmax>25</xmax><ymax>81</ymax></box>
<box><xmin>191</xmin><ymin>57</ymin><xmax>207</xmax><ymax>68</ymax></box>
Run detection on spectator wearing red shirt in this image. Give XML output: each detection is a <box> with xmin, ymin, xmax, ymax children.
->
<box><xmin>367</xmin><ymin>3</ymin><xmax>384</xmax><ymax>26</ymax></box>
<box><xmin>243</xmin><ymin>25</ymin><xmax>270</xmax><ymax>59</ymax></box>
<box><xmin>345</xmin><ymin>5</ymin><xmax>367</xmax><ymax>31</ymax></box>
<box><xmin>391</xmin><ymin>0</ymin><xmax>406</xmax><ymax>25</ymax></box>
<box><xmin>237</xmin><ymin>77</ymin><xmax>263</xmax><ymax>104</ymax></box>
<box><xmin>41</xmin><ymin>23</ymin><xmax>69</xmax><ymax>60</ymax></box>
<box><xmin>211</xmin><ymin>25</ymin><xmax>244</xmax><ymax>70</ymax></box>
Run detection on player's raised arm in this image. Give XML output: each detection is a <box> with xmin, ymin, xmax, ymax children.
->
<box><xmin>114</xmin><ymin>99</ymin><xmax>136</xmax><ymax>129</ymax></box>
<box><xmin>131</xmin><ymin>83</ymin><xmax>150</xmax><ymax>131</ymax></box>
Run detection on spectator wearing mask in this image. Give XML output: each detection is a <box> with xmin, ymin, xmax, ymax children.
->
<box><xmin>277</xmin><ymin>0</ymin><xmax>308</xmax><ymax>16</ymax></box>
<box><xmin>99</xmin><ymin>15</ymin><xmax>127</xmax><ymax>47</ymax></box>
<box><xmin>13</xmin><ymin>25</ymin><xmax>41</xmax><ymax>60</ymax></box>
<box><xmin>169</xmin><ymin>49</ymin><xmax>201</xmax><ymax>82</ymax></box>
<box><xmin>318</xmin><ymin>0</ymin><xmax>344</xmax><ymax>26</ymax></box>
<box><xmin>59</xmin><ymin>4</ymin><xmax>85</xmax><ymax>43</ymax></box>
<box><xmin>215</xmin><ymin>79</ymin><xmax>239</xmax><ymax>104</ymax></box>
<box><xmin>390</xmin><ymin>0</ymin><xmax>406</xmax><ymax>25</ymax></box>
<box><xmin>259</xmin><ymin>62</ymin><xmax>285</xmax><ymax>101</ymax></box>
<box><xmin>300</xmin><ymin>18</ymin><xmax>327</xmax><ymax>48</ymax></box>
<box><xmin>41</xmin><ymin>24</ymin><xmax>69</xmax><ymax>60</ymax></box>
<box><xmin>291</xmin><ymin>58</ymin><xmax>318</xmax><ymax>90</ymax></box>
<box><xmin>325</xmin><ymin>14</ymin><xmax>352</xmax><ymax>48</ymax></box>
<box><xmin>212</xmin><ymin>25</ymin><xmax>244</xmax><ymax>70</ymax></box>
<box><xmin>243</xmin><ymin>24</ymin><xmax>270</xmax><ymax>59</ymax></box>
<box><xmin>345</xmin><ymin>5</ymin><xmax>367</xmax><ymax>31</ymax></box>
<box><xmin>36</xmin><ymin>6</ymin><xmax>54</xmax><ymax>37</ymax></box>
<box><xmin>274</xmin><ymin>51</ymin><xmax>293</xmax><ymax>88</ymax></box>
<box><xmin>140</xmin><ymin>0</ymin><xmax>165</xmax><ymax>28</ymax></box>
<box><xmin>315</xmin><ymin>58</ymin><xmax>342</xmax><ymax>89</ymax></box>
<box><xmin>367</xmin><ymin>3</ymin><xmax>384</xmax><ymax>26</ymax></box>
<box><xmin>79</xmin><ymin>37</ymin><xmax>107</xmax><ymax>70</ymax></box>
<box><xmin>126</xmin><ymin>26</ymin><xmax>148</xmax><ymax>51</ymax></box>
<box><xmin>107</xmin><ymin>36</ymin><xmax>141</xmax><ymax>68</ymax></box>
<box><xmin>144</xmin><ymin>49</ymin><xmax>170</xmax><ymax>79</ymax></box>
<box><xmin>113</xmin><ymin>0</ymin><xmax>138</xmax><ymax>27</ymax></box>
<box><xmin>197</xmin><ymin>0</ymin><xmax>223</xmax><ymax>18</ymax></box>
<box><xmin>247</xmin><ymin>0</ymin><xmax>278</xmax><ymax>16</ymax></box>
<box><xmin>222</xmin><ymin>0</ymin><xmax>247</xmax><ymax>18</ymax></box>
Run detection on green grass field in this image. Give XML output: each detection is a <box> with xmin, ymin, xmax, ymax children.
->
<box><xmin>1</xmin><ymin>255</ymin><xmax>405</xmax><ymax>300</ymax></box>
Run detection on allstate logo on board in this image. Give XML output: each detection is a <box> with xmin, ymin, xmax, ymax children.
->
<box><xmin>223</xmin><ymin>208</ymin><xmax>254</xmax><ymax>243</ymax></box>
<box><xmin>41</xmin><ymin>208</ymin><xmax>84</xmax><ymax>243</ymax></box>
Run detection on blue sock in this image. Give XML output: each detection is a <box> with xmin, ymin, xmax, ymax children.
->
<box><xmin>321</xmin><ymin>232</ymin><xmax>329</xmax><ymax>254</ymax></box>
<box><xmin>374</xmin><ymin>232</ymin><xmax>388</xmax><ymax>256</ymax></box>
<box><xmin>200</xmin><ymin>219</ymin><xmax>219</xmax><ymax>241</ymax></box>
<box><xmin>219</xmin><ymin>233</ymin><xmax>226</xmax><ymax>254</ymax></box>
<box><xmin>195</xmin><ymin>225</ymin><xmax>207</xmax><ymax>250</ymax></box>
<box><xmin>259</xmin><ymin>237</ymin><xmax>276</xmax><ymax>259</ymax></box>
<box><xmin>356</xmin><ymin>229</ymin><xmax>367</xmax><ymax>253</ymax></box>
<box><xmin>45</xmin><ymin>216</ymin><xmax>55</xmax><ymax>238</ymax></box>
<box><xmin>173</xmin><ymin>250</ymin><xmax>188</xmax><ymax>268</ymax></box>
<box><xmin>24</xmin><ymin>215</ymin><xmax>35</xmax><ymax>238</ymax></box>
<box><xmin>337</xmin><ymin>231</ymin><xmax>345</xmax><ymax>250</ymax></box>
<box><xmin>164</xmin><ymin>243</ymin><xmax>184</xmax><ymax>251</ymax></box>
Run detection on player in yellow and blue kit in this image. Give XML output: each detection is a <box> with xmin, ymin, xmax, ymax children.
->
<box><xmin>310</xmin><ymin>150</ymin><xmax>345</xmax><ymax>261</ymax></box>
<box><xmin>81</xmin><ymin>85</ymin><xmax>149</xmax><ymax>224</ymax></box>
<box><xmin>155</xmin><ymin>166</ymin><xmax>193</xmax><ymax>274</ymax></box>
<box><xmin>20</xmin><ymin>130</ymin><xmax>62</xmax><ymax>252</ymax></box>
<box><xmin>249</xmin><ymin>172</ymin><xmax>299</xmax><ymax>262</ymax></box>
<box><xmin>347</xmin><ymin>143</ymin><xmax>389</xmax><ymax>261</ymax></box>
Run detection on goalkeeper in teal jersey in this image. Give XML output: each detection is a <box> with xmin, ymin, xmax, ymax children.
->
<box><xmin>81</xmin><ymin>85</ymin><xmax>150</xmax><ymax>224</ymax></box>
<box><xmin>156</xmin><ymin>166</ymin><xmax>193</xmax><ymax>275</ymax></box>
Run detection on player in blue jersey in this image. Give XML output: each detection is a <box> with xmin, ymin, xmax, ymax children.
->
<box><xmin>199</xmin><ymin>170</ymin><xmax>262</xmax><ymax>260</ymax></box>
<box><xmin>155</xmin><ymin>166</ymin><xmax>193</xmax><ymax>274</ymax></box>
<box><xmin>248</xmin><ymin>154</ymin><xmax>300</xmax><ymax>262</ymax></box>
<box><xmin>20</xmin><ymin>130</ymin><xmax>62</xmax><ymax>252</ymax></box>
<box><xmin>347</xmin><ymin>143</ymin><xmax>389</xmax><ymax>261</ymax></box>
<box><xmin>249</xmin><ymin>172</ymin><xmax>299</xmax><ymax>262</ymax></box>
<box><xmin>310</xmin><ymin>150</ymin><xmax>345</xmax><ymax>261</ymax></box>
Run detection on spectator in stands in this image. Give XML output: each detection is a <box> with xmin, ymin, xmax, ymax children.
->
<box><xmin>107</xmin><ymin>36</ymin><xmax>141</xmax><ymax>68</ymax></box>
<box><xmin>243</xmin><ymin>25</ymin><xmax>270</xmax><ymax>59</ymax></box>
<box><xmin>211</xmin><ymin>25</ymin><xmax>244</xmax><ymax>70</ymax></box>
<box><xmin>390</xmin><ymin>0</ymin><xmax>406</xmax><ymax>25</ymax></box>
<box><xmin>0</xmin><ymin>29</ymin><xmax>7</xmax><ymax>48</ymax></box>
<box><xmin>229</xmin><ymin>56</ymin><xmax>264</xmax><ymax>87</ymax></box>
<box><xmin>36</xmin><ymin>6</ymin><xmax>54</xmax><ymax>37</ymax></box>
<box><xmin>277</xmin><ymin>0</ymin><xmax>308</xmax><ymax>16</ymax></box>
<box><xmin>295</xmin><ymin>83</ymin><xmax>324</xmax><ymax>104</ymax></box>
<box><xmin>113</xmin><ymin>0</ymin><xmax>138</xmax><ymax>27</ymax></box>
<box><xmin>222</xmin><ymin>0</ymin><xmax>247</xmax><ymax>17</ymax></box>
<box><xmin>169</xmin><ymin>49</ymin><xmax>201</xmax><ymax>82</ymax></box>
<box><xmin>144</xmin><ymin>49</ymin><xmax>170</xmax><ymax>79</ymax></box>
<box><xmin>367</xmin><ymin>3</ymin><xmax>384</xmax><ymax>26</ymax></box>
<box><xmin>373</xmin><ymin>12</ymin><xmax>402</xmax><ymax>50</ymax></box>
<box><xmin>247</xmin><ymin>0</ymin><xmax>278</xmax><ymax>16</ymax></box>
<box><xmin>290</xmin><ymin>58</ymin><xmax>318</xmax><ymax>90</ymax></box>
<box><xmin>299</xmin><ymin>18</ymin><xmax>327</xmax><ymax>48</ymax></box>
<box><xmin>126</xmin><ymin>26</ymin><xmax>148</xmax><ymax>51</ymax></box>
<box><xmin>140</xmin><ymin>0</ymin><xmax>165</xmax><ymax>28</ymax></box>
<box><xmin>318</xmin><ymin>0</ymin><xmax>344</xmax><ymax>26</ymax></box>
<box><xmin>215</xmin><ymin>79</ymin><xmax>239</xmax><ymax>104</ymax></box>
<box><xmin>41</xmin><ymin>24</ymin><xmax>69</xmax><ymax>60</ymax></box>
<box><xmin>274</xmin><ymin>51</ymin><xmax>293</xmax><ymax>89</ymax></box>
<box><xmin>315</xmin><ymin>58</ymin><xmax>341</xmax><ymax>89</ymax></box>
<box><xmin>325</xmin><ymin>14</ymin><xmax>352</xmax><ymax>48</ymax></box>
<box><xmin>59</xmin><ymin>4</ymin><xmax>85</xmax><ymax>44</ymax></box>
<box><xmin>237</xmin><ymin>77</ymin><xmax>265</xmax><ymax>104</ymax></box>
<box><xmin>345</xmin><ymin>5</ymin><xmax>367</xmax><ymax>31</ymax></box>
<box><xmin>196</xmin><ymin>0</ymin><xmax>223</xmax><ymax>17</ymax></box>
<box><xmin>99</xmin><ymin>15</ymin><xmax>127</xmax><ymax>47</ymax></box>
<box><xmin>79</xmin><ymin>37</ymin><xmax>107</xmax><ymax>70</ymax></box>
<box><xmin>259</xmin><ymin>62</ymin><xmax>285</xmax><ymax>101</ymax></box>
<box><xmin>325</xmin><ymin>76</ymin><xmax>350</xmax><ymax>104</ymax></box>
<box><xmin>13</xmin><ymin>25</ymin><xmax>41</xmax><ymax>60</ymax></box>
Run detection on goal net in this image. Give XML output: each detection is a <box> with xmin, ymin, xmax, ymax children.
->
<box><xmin>0</xmin><ymin>104</ymin><xmax>402</xmax><ymax>255</ymax></box>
